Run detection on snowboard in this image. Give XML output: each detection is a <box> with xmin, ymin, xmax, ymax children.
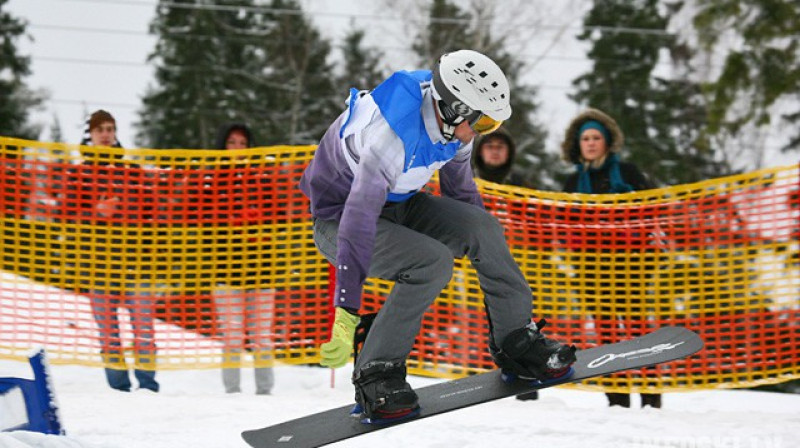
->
<box><xmin>242</xmin><ymin>326</ymin><xmax>703</xmax><ymax>448</ymax></box>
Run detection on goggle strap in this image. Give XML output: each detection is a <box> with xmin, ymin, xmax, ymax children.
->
<box><xmin>437</xmin><ymin>100</ymin><xmax>464</xmax><ymax>127</ymax></box>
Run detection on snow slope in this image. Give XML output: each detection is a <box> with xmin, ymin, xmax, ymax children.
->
<box><xmin>1</xmin><ymin>360</ymin><xmax>798</xmax><ymax>448</ymax></box>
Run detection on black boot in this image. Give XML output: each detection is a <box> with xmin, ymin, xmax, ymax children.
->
<box><xmin>515</xmin><ymin>391</ymin><xmax>539</xmax><ymax>401</ymax></box>
<box><xmin>641</xmin><ymin>393</ymin><xmax>662</xmax><ymax>408</ymax></box>
<box><xmin>607</xmin><ymin>393</ymin><xmax>631</xmax><ymax>408</ymax></box>
<box><xmin>491</xmin><ymin>319</ymin><xmax>577</xmax><ymax>381</ymax></box>
<box><xmin>353</xmin><ymin>361</ymin><xmax>419</xmax><ymax>420</ymax></box>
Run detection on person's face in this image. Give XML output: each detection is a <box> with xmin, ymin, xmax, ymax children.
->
<box><xmin>480</xmin><ymin>138</ymin><xmax>509</xmax><ymax>167</ymax></box>
<box><xmin>579</xmin><ymin>129</ymin><xmax>608</xmax><ymax>162</ymax></box>
<box><xmin>225</xmin><ymin>129</ymin><xmax>249</xmax><ymax>150</ymax></box>
<box><xmin>90</xmin><ymin>122</ymin><xmax>116</xmax><ymax>147</ymax></box>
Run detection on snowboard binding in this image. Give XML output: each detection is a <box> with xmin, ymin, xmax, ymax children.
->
<box><xmin>492</xmin><ymin>319</ymin><xmax>577</xmax><ymax>382</ymax></box>
<box><xmin>352</xmin><ymin>360</ymin><xmax>420</xmax><ymax>425</ymax></box>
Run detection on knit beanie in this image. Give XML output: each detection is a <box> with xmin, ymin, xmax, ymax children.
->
<box><xmin>577</xmin><ymin>120</ymin><xmax>611</xmax><ymax>145</ymax></box>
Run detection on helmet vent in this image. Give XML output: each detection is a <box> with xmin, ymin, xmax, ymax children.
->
<box><xmin>435</xmin><ymin>50</ymin><xmax>510</xmax><ymax>121</ymax></box>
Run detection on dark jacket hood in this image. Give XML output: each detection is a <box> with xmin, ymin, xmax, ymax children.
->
<box><xmin>472</xmin><ymin>127</ymin><xmax>517</xmax><ymax>184</ymax></box>
<box><xmin>215</xmin><ymin>123</ymin><xmax>256</xmax><ymax>149</ymax></box>
<box><xmin>560</xmin><ymin>108</ymin><xmax>624</xmax><ymax>164</ymax></box>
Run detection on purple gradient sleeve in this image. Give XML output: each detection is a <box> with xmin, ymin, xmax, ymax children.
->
<box><xmin>439</xmin><ymin>146</ymin><xmax>484</xmax><ymax>209</ymax></box>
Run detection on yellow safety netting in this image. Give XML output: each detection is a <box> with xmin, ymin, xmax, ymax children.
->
<box><xmin>1</xmin><ymin>137</ymin><xmax>797</xmax><ymax>392</ymax></box>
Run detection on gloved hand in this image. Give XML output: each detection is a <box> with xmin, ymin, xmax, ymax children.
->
<box><xmin>320</xmin><ymin>307</ymin><xmax>360</xmax><ymax>368</ymax></box>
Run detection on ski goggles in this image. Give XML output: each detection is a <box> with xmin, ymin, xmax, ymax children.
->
<box><xmin>453</xmin><ymin>110</ymin><xmax>503</xmax><ymax>135</ymax></box>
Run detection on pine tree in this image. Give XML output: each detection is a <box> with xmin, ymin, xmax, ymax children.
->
<box><xmin>254</xmin><ymin>0</ymin><xmax>339</xmax><ymax>145</ymax></box>
<box><xmin>0</xmin><ymin>0</ymin><xmax>45</xmax><ymax>139</ymax></box>
<box><xmin>693</xmin><ymin>0</ymin><xmax>800</xmax><ymax>155</ymax></box>
<box><xmin>336</xmin><ymin>23</ymin><xmax>385</xmax><ymax>94</ymax></box>
<box><xmin>137</xmin><ymin>0</ymin><xmax>279</xmax><ymax>148</ymax></box>
<box><xmin>411</xmin><ymin>0</ymin><xmax>472</xmax><ymax>66</ymax></box>
<box><xmin>412</xmin><ymin>0</ymin><xmax>556</xmax><ymax>189</ymax></box>
<box><xmin>571</xmin><ymin>0</ymin><xmax>729</xmax><ymax>186</ymax></box>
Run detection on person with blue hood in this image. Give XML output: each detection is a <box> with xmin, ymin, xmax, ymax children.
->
<box><xmin>561</xmin><ymin>108</ymin><xmax>659</xmax><ymax>408</ymax></box>
<box><xmin>299</xmin><ymin>50</ymin><xmax>577</xmax><ymax>421</ymax></box>
<box><xmin>561</xmin><ymin>108</ymin><xmax>651</xmax><ymax>194</ymax></box>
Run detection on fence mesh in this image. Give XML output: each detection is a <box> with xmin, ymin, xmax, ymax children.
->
<box><xmin>1</xmin><ymin>137</ymin><xmax>797</xmax><ymax>392</ymax></box>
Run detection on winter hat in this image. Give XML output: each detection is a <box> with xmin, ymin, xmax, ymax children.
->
<box><xmin>577</xmin><ymin>120</ymin><xmax>611</xmax><ymax>145</ymax></box>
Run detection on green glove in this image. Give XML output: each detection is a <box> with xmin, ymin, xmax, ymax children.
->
<box><xmin>320</xmin><ymin>307</ymin><xmax>360</xmax><ymax>368</ymax></box>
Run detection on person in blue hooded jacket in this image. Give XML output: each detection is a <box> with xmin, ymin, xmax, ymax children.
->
<box><xmin>299</xmin><ymin>50</ymin><xmax>576</xmax><ymax>421</ymax></box>
<box><xmin>561</xmin><ymin>108</ymin><xmax>659</xmax><ymax>408</ymax></box>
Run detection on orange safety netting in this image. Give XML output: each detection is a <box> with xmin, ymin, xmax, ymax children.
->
<box><xmin>1</xmin><ymin>137</ymin><xmax>798</xmax><ymax>393</ymax></box>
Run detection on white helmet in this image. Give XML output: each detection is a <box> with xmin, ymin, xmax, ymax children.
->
<box><xmin>431</xmin><ymin>49</ymin><xmax>511</xmax><ymax>140</ymax></box>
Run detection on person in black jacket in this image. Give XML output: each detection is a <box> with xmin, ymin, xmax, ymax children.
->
<box><xmin>471</xmin><ymin>128</ymin><xmax>540</xmax><ymax>401</ymax></box>
<box><xmin>471</xmin><ymin>127</ymin><xmax>525</xmax><ymax>187</ymax></box>
<box><xmin>211</xmin><ymin>123</ymin><xmax>275</xmax><ymax>395</ymax></box>
<box><xmin>560</xmin><ymin>108</ymin><xmax>660</xmax><ymax>408</ymax></box>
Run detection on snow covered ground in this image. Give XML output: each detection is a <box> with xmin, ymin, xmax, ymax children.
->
<box><xmin>1</xmin><ymin>359</ymin><xmax>799</xmax><ymax>448</ymax></box>
<box><xmin>2</xmin><ymin>268</ymin><xmax>799</xmax><ymax>448</ymax></box>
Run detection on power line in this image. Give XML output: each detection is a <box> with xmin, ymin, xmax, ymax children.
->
<box><xmin>49</xmin><ymin>97</ymin><xmax>305</xmax><ymax>121</ymax></box>
<box><xmin>51</xmin><ymin>98</ymin><xmax>139</xmax><ymax>109</ymax></box>
<box><xmin>33</xmin><ymin>56</ymin><xmax>303</xmax><ymax>91</ymax></box>
<box><xmin>26</xmin><ymin>23</ymin><xmax>710</xmax><ymax>71</ymax></box>
<box><xmin>36</xmin><ymin>55</ymin><xmax>150</xmax><ymax>68</ymax></box>
<box><xmin>41</xmin><ymin>0</ymin><xmax>683</xmax><ymax>37</ymax></box>
<box><xmin>34</xmin><ymin>53</ymin><xmax>577</xmax><ymax>91</ymax></box>
<box><xmin>29</xmin><ymin>23</ymin><xmax>150</xmax><ymax>37</ymax></box>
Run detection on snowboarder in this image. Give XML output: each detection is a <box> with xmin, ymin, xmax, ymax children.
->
<box><xmin>299</xmin><ymin>49</ymin><xmax>576</xmax><ymax>421</ymax></box>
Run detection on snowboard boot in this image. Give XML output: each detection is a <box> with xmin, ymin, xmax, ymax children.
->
<box><xmin>491</xmin><ymin>319</ymin><xmax>577</xmax><ymax>382</ymax></box>
<box><xmin>641</xmin><ymin>393</ymin><xmax>662</xmax><ymax>409</ymax></box>
<box><xmin>352</xmin><ymin>360</ymin><xmax>419</xmax><ymax>420</ymax></box>
<box><xmin>607</xmin><ymin>393</ymin><xmax>631</xmax><ymax>408</ymax></box>
<box><xmin>515</xmin><ymin>391</ymin><xmax>539</xmax><ymax>401</ymax></box>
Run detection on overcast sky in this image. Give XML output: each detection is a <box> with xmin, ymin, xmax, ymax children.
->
<box><xmin>5</xmin><ymin>0</ymin><xmax>592</xmax><ymax>148</ymax></box>
<box><xmin>6</xmin><ymin>0</ymin><xmax>797</xmax><ymax>170</ymax></box>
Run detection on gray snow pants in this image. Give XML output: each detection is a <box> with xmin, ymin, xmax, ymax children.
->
<box><xmin>312</xmin><ymin>192</ymin><xmax>532</xmax><ymax>372</ymax></box>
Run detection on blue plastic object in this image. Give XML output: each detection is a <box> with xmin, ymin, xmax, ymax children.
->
<box><xmin>0</xmin><ymin>348</ymin><xmax>65</xmax><ymax>435</ymax></box>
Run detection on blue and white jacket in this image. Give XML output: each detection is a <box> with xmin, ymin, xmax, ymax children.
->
<box><xmin>299</xmin><ymin>70</ymin><xmax>483</xmax><ymax>310</ymax></box>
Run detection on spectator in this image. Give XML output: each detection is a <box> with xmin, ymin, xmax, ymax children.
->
<box><xmin>299</xmin><ymin>50</ymin><xmax>576</xmax><ymax>421</ymax></box>
<box><xmin>471</xmin><ymin>128</ymin><xmax>538</xmax><ymax>401</ymax></box>
<box><xmin>472</xmin><ymin>130</ymin><xmax>539</xmax><ymax>400</ymax></box>
<box><xmin>471</xmin><ymin>127</ymin><xmax>524</xmax><ymax>186</ymax></box>
<box><xmin>80</xmin><ymin>110</ymin><xmax>123</xmax><ymax>148</ymax></box>
<box><xmin>212</xmin><ymin>123</ymin><xmax>275</xmax><ymax>395</ymax></box>
<box><xmin>215</xmin><ymin>124</ymin><xmax>252</xmax><ymax>151</ymax></box>
<box><xmin>561</xmin><ymin>108</ymin><xmax>657</xmax><ymax>408</ymax></box>
<box><xmin>65</xmin><ymin>110</ymin><xmax>159</xmax><ymax>393</ymax></box>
